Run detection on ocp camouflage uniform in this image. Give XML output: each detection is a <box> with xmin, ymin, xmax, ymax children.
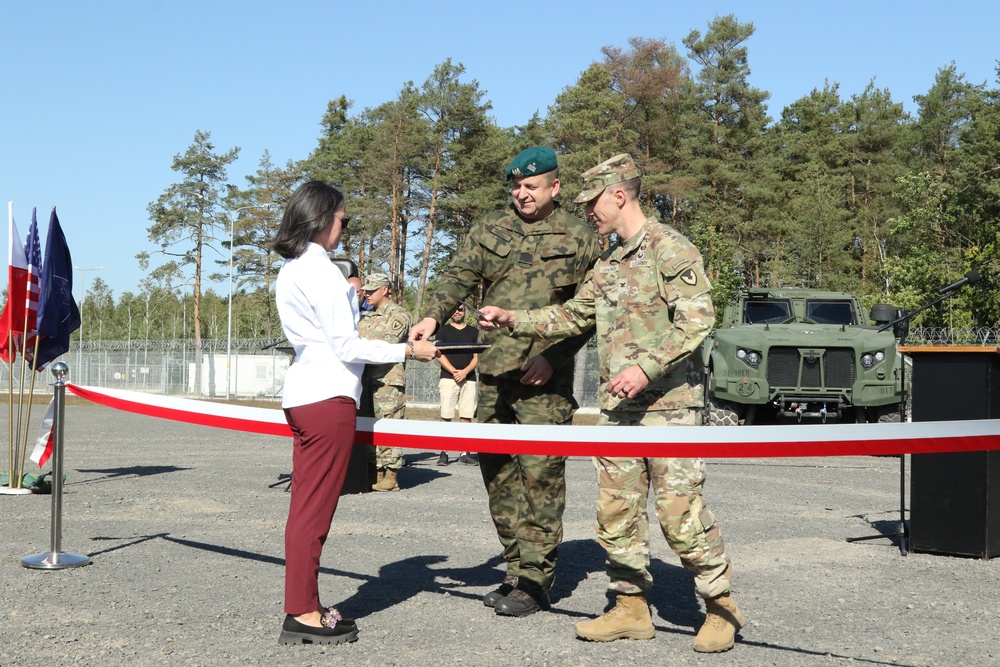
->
<box><xmin>358</xmin><ymin>300</ymin><xmax>410</xmax><ymax>471</ymax></box>
<box><xmin>421</xmin><ymin>202</ymin><xmax>601</xmax><ymax>592</ymax></box>
<box><xmin>511</xmin><ymin>217</ymin><xmax>732</xmax><ymax>599</ymax></box>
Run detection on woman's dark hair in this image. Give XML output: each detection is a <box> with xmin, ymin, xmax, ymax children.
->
<box><xmin>272</xmin><ymin>181</ymin><xmax>345</xmax><ymax>259</ymax></box>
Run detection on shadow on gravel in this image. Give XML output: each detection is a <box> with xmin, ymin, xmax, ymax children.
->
<box><xmin>83</xmin><ymin>535</ymin><xmax>920</xmax><ymax>665</ymax></box>
<box><xmin>732</xmin><ymin>638</ymin><xmax>924</xmax><ymax>667</ymax></box>
<box><xmin>70</xmin><ymin>465</ymin><xmax>192</xmax><ymax>485</ymax></box>
<box><xmin>647</xmin><ymin>557</ymin><xmax>700</xmax><ymax>629</ymax></box>
<box><xmin>342</xmin><ymin>554</ymin><xmax>466</xmax><ymax>617</ymax></box>
<box><xmin>550</xmin><ymin>538</ymin><xmax>607</xmax><ymax>605</ymax></box>
<box><xmin>845</xmin><ymin>515</ymin><xmax>906</xmax><ymax>544</ymax></box>
<box><xmin>396</xmin><ymin>466</ymin><xmax>450</xmax><ymax>489</ymax></box>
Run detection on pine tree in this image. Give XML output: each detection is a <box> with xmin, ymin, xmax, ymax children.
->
<box><xmin>145</xmin><ymin>130</ymin><xmax>240</xmax><ymax>396</ymax></box>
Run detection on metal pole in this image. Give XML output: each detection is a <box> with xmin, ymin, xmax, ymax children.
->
<box><xmin>226</xmin><ymin>209</ymin><xmax>236</xmax><ymax>401</ymax></box>
<box><xmin>226</xmin><ymin>204</ymin><xmax>274</xmax><ymax>401</ymax></box>
<box><xmin>73</xmin><ymin>266</ymin><xmax>101</xmax><ymax>380</ymax></box>
<box><xmin>22</xmin><ymin>362</ymin><xmax>91</xmax><ymax>570</ymax></box>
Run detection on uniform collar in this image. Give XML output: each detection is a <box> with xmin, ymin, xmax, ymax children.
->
<box><xmin>614</xmin><ymin>217</ymin><xmax>656</xmax><ymax>257</ymax></box>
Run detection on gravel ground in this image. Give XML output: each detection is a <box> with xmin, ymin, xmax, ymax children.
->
<box><xmin>2</xmin><ymin>404</ymin><xmax>998</xmax><ymax>667</ymax></box>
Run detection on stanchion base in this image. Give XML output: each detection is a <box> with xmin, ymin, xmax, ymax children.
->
<box><xmin>1</xmin><ymin>486</ymin><xmax>33</xmax><ymax>495</ymax></box>
<box><xmin>21</xmin><ymin>552</ymin><xmax>91</xmax><ymax>570</ymax></box>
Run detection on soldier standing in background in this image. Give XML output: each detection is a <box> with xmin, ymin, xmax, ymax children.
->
<box><xmin>409</xmin><ymin>146</ymin><xmax>601</xmax><ymax>617</ymax></box>
<box><xmin>357</xmin><ymin>273</ymin><xmax>411</xmax><ymax>492</ymax></box>
<box><xmin>478</xmin><ymin>154</ymin><xmax>743</xmax><ymax>653</ymax></box>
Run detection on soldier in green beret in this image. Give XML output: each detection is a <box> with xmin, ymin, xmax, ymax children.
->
<box><xmin>410</xmin><ymin>146</ymin><xmax>601</xmax><ymax>617</ymax></box>
<box><xmin>357</xmin><ymin>272</ymin><xmax>411</xmax><ymax>492</ymax></box>
<box><xmin>478</xmin><ymin>154</ymin><xmax>744</xmax><ymax>653</ymax></box>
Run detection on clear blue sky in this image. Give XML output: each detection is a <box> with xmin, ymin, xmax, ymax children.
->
<box><xmin>2</xmin><ymin>0</ymin><xmax>997</xmax><ymax>299</ymax></box>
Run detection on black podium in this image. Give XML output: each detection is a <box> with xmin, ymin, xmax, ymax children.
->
<box><xmin>342</xmin><ymin>387</ymin><xmax>377</xmax><ymax>494</ymax></box>
<box><xmin>903</xmin><ymin>346</ymin><xmax>1000</xmax><ymax>559</ymax></box>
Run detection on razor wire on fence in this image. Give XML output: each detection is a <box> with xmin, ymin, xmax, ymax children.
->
<box><xmin>905</xmin><ymin>327</ymin><xmax>1000</xmax><ymax>347</ymax></box>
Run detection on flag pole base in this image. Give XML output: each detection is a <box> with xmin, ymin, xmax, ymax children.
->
<box><xmin>1</xmin><ymin>486</ymin><xmax>33</xmax><ymax>495</ymax></box>
<box><xmin>21</xmin><ymin>552</ymin><xmax>91</xmax><ymax>570</ymax></box>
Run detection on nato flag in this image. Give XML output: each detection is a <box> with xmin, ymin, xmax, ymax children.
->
<box><xmin>35</xmin><ymin>209</ymin><xmax>81</xmax><ymax>369</ymax></box>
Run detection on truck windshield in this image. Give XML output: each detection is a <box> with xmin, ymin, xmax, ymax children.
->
<box><xmin>743</xmin><ymin>300</ymin><xmax>792</xmax><ymax>324</ymax></box>
<box><xmin>805</xmin><ymin>300</ymin><xmax>856</xmax><ymax>325</ymax></box>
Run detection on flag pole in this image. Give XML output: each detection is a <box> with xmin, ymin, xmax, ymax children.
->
<box><xmin>6</xmin><ymin>334</ymin><xmax>12</xmax><ymax>482</ymax></box>
<box><xmin>12</xmin><ymin>335</ymin><xmax>29</xmax><ymax>486</ymax></box>
<box><xmin>17</xmin><ymin>337</ymin><xmax>43</xmax><ymax>481</ymax></box>
<box><xmin>2</xmin><ymin>336</ymin><xmax>29</xmax><ymax>494</ymax></box>
<box><xmin>22</xmin><ymin>362</ymin><xmax>90</xmax><ymax>569</ymax></box>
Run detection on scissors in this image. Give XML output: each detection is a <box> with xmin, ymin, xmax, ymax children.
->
<box><xmin>458</xmin><ymin>299</ymin><xmax>499</xmax><ymax>329</ymax></box>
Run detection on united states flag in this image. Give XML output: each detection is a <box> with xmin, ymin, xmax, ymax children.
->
<box><xmin>22</xmin><ymin>208</ymin><xmax>42</xmax><ymax>364</ymax></box>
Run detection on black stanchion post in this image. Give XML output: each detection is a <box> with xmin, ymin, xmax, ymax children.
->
<box><xmin>21</xmin><ymin>362</ymin><xmax>91</xmax><ymax>570</ymax></box>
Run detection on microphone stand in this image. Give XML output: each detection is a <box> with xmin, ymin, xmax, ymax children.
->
<box><xmin>847</xmin><ymin>283</ymin><xmax>971</xmax><ymax>555</ymax></box>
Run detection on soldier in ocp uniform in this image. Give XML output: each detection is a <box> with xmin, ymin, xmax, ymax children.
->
<box><xmin>479</xmin><ymin>154</ymin><xmax>744</xmax><ymax>653</ymax></box>
<box><xmin>357</xmin><ymin>272</ymin><xmax>411</xmax><ymax>492</ymax></box>
<box><xmin>410</xmin><ymin>146</ymin><xmax>601</xmax><ymax>617</ymax></box>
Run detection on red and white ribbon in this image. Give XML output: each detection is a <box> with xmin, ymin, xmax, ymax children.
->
<box><xmin>66</xmin><ymin>383</ymin><xmax>1000</xmax><ymax>458</ymax></box>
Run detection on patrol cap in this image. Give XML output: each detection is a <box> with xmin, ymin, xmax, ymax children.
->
<box><xmin>505</xmin><ymin>146</ymin><xmax>558</xmax><ymax>182</ymax></box>
<box><xmin>573</xmin><ymin>153</ymin><xmax>642</xmax><ymax>203</ymax></box>
<box><xmin>361</xmin><ymin>272</ymin><xmax>390</xmax><ymax>291</ymax></box>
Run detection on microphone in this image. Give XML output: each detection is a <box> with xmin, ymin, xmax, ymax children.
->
<box><xmin>937</xmin><ymin>269</ymin><xmax>982</xmax><ymax>294</ymax></box>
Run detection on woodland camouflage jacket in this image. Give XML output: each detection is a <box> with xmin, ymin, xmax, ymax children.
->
<box><xmin>421</xmin><ymin>203</ymin><xmax>601</xmax><ymax>380</ymax></box>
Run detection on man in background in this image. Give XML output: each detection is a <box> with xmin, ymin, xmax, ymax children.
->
<box><xmin>434</xmin><ymin>304</ymin><xmax>479</xmax><ymax>466</ymax></box>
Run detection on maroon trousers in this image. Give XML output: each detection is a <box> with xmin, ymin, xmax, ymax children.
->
<box><xmin>283</xmin><ymin>396</ymin><xmax>356</xmax><ymax>615</ymax></box>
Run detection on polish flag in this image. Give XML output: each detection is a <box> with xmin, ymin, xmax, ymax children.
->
<box><xmin>0</xmin><ymin>201</ymin><xmax>30</xmax><ymax>363</ymax></box>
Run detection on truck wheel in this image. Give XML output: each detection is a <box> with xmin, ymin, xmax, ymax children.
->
<box><xmin>876</xmin><ymin>405</ymin><xmax>900</xmax><ymax>423</ymax></box>
<box><xmin>708</xmin><ymin>394</ymin><xmax>741</xmax><ymax>426</ymax></box>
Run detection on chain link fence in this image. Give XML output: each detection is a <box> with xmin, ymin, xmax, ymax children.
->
<box><xmin>2</xmin><ymin>328</ymin><xmax>991</xmax><ymax>405</ymax></box>
<box><xmin>0</xmin><ymin>337</ymin><xmax>603</xmax><ymax>410</ymax></box>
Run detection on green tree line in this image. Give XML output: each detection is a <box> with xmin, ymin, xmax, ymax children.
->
<box><xmin>86</xmin><ymin>15</ymin><xmax>1000</xmax><ymax>344</ymax></box>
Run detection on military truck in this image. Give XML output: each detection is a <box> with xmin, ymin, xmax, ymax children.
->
<box><xmin>701</xmin><ymin>287</ymin><xmax>906</xmax><ymax>425</ymax></box>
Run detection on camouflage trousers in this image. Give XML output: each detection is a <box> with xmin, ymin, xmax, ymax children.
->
<box><xmin>372</xmin><ymin>383</ymin><xmax>406</xmax><ymax>471</ymax></box>
<box><xmin>476</xmin><ymin>374</ymin><xmax>578</xmax><ymax>591</ymax></box>
<box><xmin>595</xmin><ymin>408</ymin><xmax>732</xmax><ymax>599</ymax></box>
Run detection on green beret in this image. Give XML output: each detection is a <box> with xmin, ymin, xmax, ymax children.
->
<box><xmin>505</xmin><ymin>146</ymin><xmax>558</xmax><ymax>182</ymax></box>
<box><xmin>573</xmin><ymin>153</ymin><xmax>642</xmax><ymax>203</ymax></box>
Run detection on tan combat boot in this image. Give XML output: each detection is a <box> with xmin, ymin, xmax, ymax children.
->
<box><xmin>693</xmin><ymin>592</ymin><xmax>744</xmax><ymax>653</ymax></box>
<box><xmin>574</xmin><ymin>594</ymin><xmax>655</xmax><ymax>642</ymax></box>
<box><xmin>374</xmin><ymin>468</ymin><xmax>385</xmax><ymax>487</ymax></box>
<box><xmin>372</xmin><ymin>468</ymin><xmax>399</xmax><ymax>492</ymax></box>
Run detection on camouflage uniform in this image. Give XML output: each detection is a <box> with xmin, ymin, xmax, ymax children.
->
<box><xmin>358</xmin><ymin>299</ymin><xmax>410</xmax><ymax>471</ymax></box>
<box><xmin>421</xmin><ymin>202</ymin><xmax>601</xmax><ymax>592</ymax></box>
<box><xmin>511</xmin><ymin>215</ymin><xmax>733</xmax><ymax>600</ymax></box>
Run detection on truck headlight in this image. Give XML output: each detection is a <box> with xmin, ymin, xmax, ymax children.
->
<box><xmin>737</xmin><ymin>348</ymin><xmax>762</xmax><ymax>368</ymax></box>
<box><xmin>860</xmin><ymin>350</ymin><xmax>886</xmax><ymax>369</ymax></box>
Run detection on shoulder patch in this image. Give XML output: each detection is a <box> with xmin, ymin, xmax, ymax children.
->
<box><xmin>679</xmin><ymin>268</ymin><xmax>699</xmax><ymax>287</ymax></box>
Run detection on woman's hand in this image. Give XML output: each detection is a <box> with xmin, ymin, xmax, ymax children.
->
<box><xmin>411</xmin><ymin>339</ymin><xmax>441</xmax><ymax>362</ymax></box>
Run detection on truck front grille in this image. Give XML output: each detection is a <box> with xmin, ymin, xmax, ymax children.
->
<box><xmin>766</xmin><ymin>347</ymin><xmax>856</xmax><ymax>389</ymax></box>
